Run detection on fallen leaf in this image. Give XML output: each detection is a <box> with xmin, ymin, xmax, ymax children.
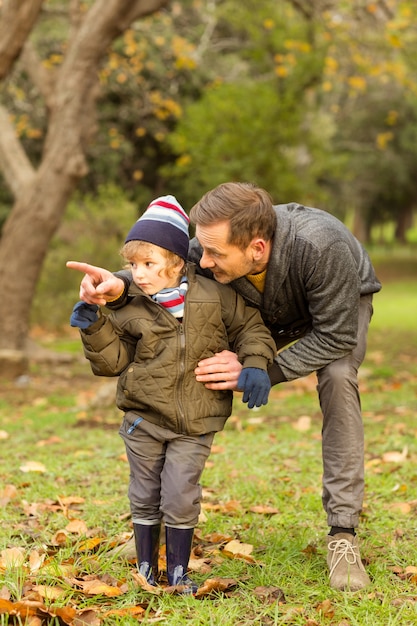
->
<box><xmin>223</xmin><ymin>540</ymin><xmax>253</xmax><ymax>556</ymax></box>
<box><xmin>33</xmin><ymin>584</ymin><xmax>67</xmax><ymax>600</ymax></box>
<box><xmin>20</xmin><ymin>461</ymin><xmax>47</xmax><ymax>473</ymax></box>
<box><xmin>388</xmin><ymin>502</ymin><xmax>412</xmax><ymax>514</ymax></box>
<box><xmin>317</xmin><ymin>598</ymin><xmax>334</xmax><ymax>617</ymax></box>
<box><xmin>50</xmin><ymin>529</ymin><xmax>70</xmax><ymax>546</ymax></box>
<box><xmin>29</xmin><ymin>550</ymin><xmax>45</xmax><ymax>573</ymax></box>
<box><xmin>194</xmin><ymin>577</ymin><xmax>238</xmax><ymax>597</ymax></box>
<box><xmin>66</xmin><ymin>519</ymin><xmax>88</xmax><ymax>535</ymax></box>
<box><xmin>131</xmin><ymin>570</ymin><xmax>162</xmax><ymax>594</ymax></box>
<box><xmin>77</xmin><ymin>578</ymin><xmax>123</xmax><ymax>597</ymax></box>
<box><xmin>382</xmin><ymin>447</ymin><xmax>408</xmax><ymax>463</ymax></box>
<box><xmin>293</xmin><ymin>415</ymin><xmax>312</xmax><ymax>431</ymax></box>
<box><xmin>252</xmin><ymin>585</ymin><xmax>286</xmax><ymax>604</ymax></box>
<box><xmin>249</xmin><ymin>505</ymin><xmax>280</xmax><ymax>515</ymax></box>
<box><xmin>0</xmin><ymin>484</ymin><xmax>18</xmax><ymax>506</ymax></box>
<box><xmin>0</xmin><ymin>547</ymin><xmax>25</xmax><ymax>569</ymax></box>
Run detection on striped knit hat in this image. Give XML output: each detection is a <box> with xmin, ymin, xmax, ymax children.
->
<box><xmin>125</xmin><ymin>195</ymin><xmax>190</xmax><ymax>260</ymax></box>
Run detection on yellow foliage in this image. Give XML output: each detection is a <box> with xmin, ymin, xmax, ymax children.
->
<box><xmin>387</xmin><ymin>33</ymin><xmax>402</xmax><ymax>48</ymax></box>
<box><xmin>274</xmin><ymin>65</ymin><xmax>288</xmax><ymax>78</ymax></box>
<box><xmin>116</xmin><ymin>73</ymin><xmax>127</xmax><ymax>84</ymax></box>
<box><xmin>324</xmin><ymin>56</ymin><xmax>338</xmax><ymax>74</ymax></box>
<box><xmin>322</xmin><ymin>81</ymin><xmax>333</xmax><ymax>92</ymax></box>
<box><xmin>376</xmin><ymin>131</ymin><xmax>394</xmax><ymax>150</ymax></box>
<box><xmin>176</xmin><ymin>154</ymin><xmax>191</xmax><ymax>168</ymax></box>
<box><xmin>26</xmin><ymin>128</ymin><xmax>43</xmax><ymax>139</ymax></box>
<box><xmin>133</xmin><ymin>170</ymin><xmax>144</xmax><ymax>181</ymax></box>
<box><xmin>263</xmin><ymin>19</ymin><xmax>275</xmax><ymax>30</ymax></box>
<box><xmin>385</xmin><ymin>110</ymin><xmax>398</xmax><ymax>126</ymax></box>
<box><xmin>284</xmin><ymin>39</ymin><xmax>311</xmax><ymax>53</ymax></box>
<box><xmin>172</xmin><ymin>35</ymin><xmax>196</xmax><ymax>70</ymax></box>
<box><xmin>347</xmin><ymin>75</ymin><xmax>366</xmax><ymax>91</ymax></box>
<box><xmin>135</xmin><ymin>127</ymin><xmax>146</xmax><ymax>137</ymax></box>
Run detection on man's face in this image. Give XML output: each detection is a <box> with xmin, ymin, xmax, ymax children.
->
<box><xmin>195</xmin><ymin>221</ymin><xmax>256</xmax><ymax>283</ymax></box>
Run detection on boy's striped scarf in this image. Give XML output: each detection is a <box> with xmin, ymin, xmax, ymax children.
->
<box><xmin>152</xmin><ymin>277</ymin><xmax>188</xmax><ymax>319</ymax></box>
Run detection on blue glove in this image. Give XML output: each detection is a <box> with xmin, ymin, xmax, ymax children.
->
<box><xmin>70</xmin><ymin>301</ymin><xmax>99</xmax><ymax>329</ymax></box>
<box><xmin>237</xmin><ymin>367</ymin><xmax>271</xmax><ymax>409</ymax></box>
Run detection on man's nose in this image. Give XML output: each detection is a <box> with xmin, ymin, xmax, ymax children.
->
<box><xmin>200</xmin><ymin>250</ymin><xmax>214</xmax><ymax>268</ymax></box>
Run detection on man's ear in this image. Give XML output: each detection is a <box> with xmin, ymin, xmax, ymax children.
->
<box><xmin>250</xmin><ymin>238</ymin><xmax>268</xmax><ymax>261</ymax></box>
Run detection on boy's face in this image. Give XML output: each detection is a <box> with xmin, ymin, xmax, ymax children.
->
<box><xmin>128</xmin><ymin>245</ymin><xmax>182</xmax><ymax>295</ymax></box>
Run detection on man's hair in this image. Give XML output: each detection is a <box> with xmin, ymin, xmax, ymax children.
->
<box><xmin>120</xmin><ymin>241</ymin><xmax>186</xmax><ymax>278</ymax></box>
<box><xmin>190</xmin><ymin>182</ymin><xmax>276</xmax><ymax>248</ymax></box>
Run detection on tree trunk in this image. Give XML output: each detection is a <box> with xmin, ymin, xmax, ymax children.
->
<box><xmin>394</xmin><ymin>204</ymin><xmax>413</xmax><ymax>244</ymax></box>
<box><xmin>0</xmin><ymin>0</ymin><xmax>169</xmax><ymax>374</ymax></box>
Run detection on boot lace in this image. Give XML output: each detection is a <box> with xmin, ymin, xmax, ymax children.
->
<box><xmin>327</xmin><ymin>538</ymin><xmax>359</xmax><ymax>578</ymax></box>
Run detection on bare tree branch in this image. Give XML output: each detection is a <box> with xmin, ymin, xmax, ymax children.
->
<box><xmin>0</xmin><ymin>105</ymin><xmax>35</xmax><ymax>197</ymax></box>
<box><xmin>20</xmin><ymin>42</ymin><xmax>56</xmax><ymax>110</ymax></box>
<box><xmin>0</xmin><ymin>0</ymin><xmax>44</xmax><ymax>79</ymax></box>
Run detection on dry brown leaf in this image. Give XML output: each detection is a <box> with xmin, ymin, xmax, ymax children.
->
<box><xmin>36</xmin><ymin>436</ymin><xmax>62</xmax><ymax>447</ymax></box>
<box><xmin>131</xmin><ymin>570</ymin><xmax>162</xmax><ymax>594</ymax></box>
<box><xmin>194</xmin><ymin>577</ymin><xmax>237</xmax><ymax>597</ymax></box>
<box><xmin>293</xmin><ymin>415</ymin><xmax>312</xmax><ymax>432</ymax></box>
<box><xmin>50</xmin><ymin>529</ymin><xmax>70</xmax><ymax>546</ymax></box>
<box><xmin>252</xmin><ymin>585</ymin><xmax>286</xmax><ymax>604</ymax></box>
<box><xmin>249</xmin><ymin>505</ymin><xmax>280</xmax><ymax>515</ymax></box>
<box><xmin>0</xmin><ymin>483</ymin><xmax>17</xmax><ymax>507</ymax></box>
<box><xmin>77</xmin><ymin>537</ymin><xmax>103</xmax><ymax>552</ymax></box>
<box><xmin>71</xmin><ymin>608</ymin><xmax>99</xmax><ymax>626</ymax></box>
<box><xmin>33</xmin><ymin>584</ymin><xmax>67</xmax><ymax>600</ymax></box>
<box><xmin>382</xmin><ymin>447</ymin><xmax>408</xmax><ymax>463</ymax></box>
<box><xmin>102</xmin><ymin>606</ymin><xmax>146</xmax><ymax>618</ymax></box>
<box><xmin>317</xmin><ymin>599</ymin><xmax>334</xmax><ymax>617</ymax></box>
<box><xmin>223</xmin><ymin>539</ymin><xmax>253</xmax><ymax>556</ymax></box>
<box><xmin>29</xmin><ymin>550</ymin><xmax>45</xmax><ymax>573</ymax></box>
<box><xmin>66</xmin><ymin>519</ymin><xmax>88</xmax><ymax>535</ymax></box>
<box><xmin>0</xmin><ymin>547</ymin><xmax>26</xmax><ymax>569</ymax></box>
<box><xmin>388</xmin><ymin>502</ymin><xmax>412</xmax><ymax>514</ymax></box>
<box><xmin>20</xmin><ymin>461</ymin><xmax>47</xmax><ymax>473</ymax></box>
<box><xmin>78</xmin><ymin>578</ymin><xmax>123</xmax><ymax>597</ymax></box>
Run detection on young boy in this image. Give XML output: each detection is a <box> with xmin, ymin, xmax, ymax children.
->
<box><xmin>67</xmin><ymin>195</ymin><xmax>276</xmax><ymax>594</ymax></box>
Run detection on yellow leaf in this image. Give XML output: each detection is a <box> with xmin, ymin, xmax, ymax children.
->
<box><xmin>382</xmin><ymin>446</ymin><xmax>408</xmax><ymax>463</ymax></box>
<box><xmin>80</xmin><ymin>579</ymin><xmax>123</xmax><ymax>597</ymax></box>
<box><xmin>29</xmin><ymin>550</ymin><xmax>45</xmax><ymax>573</ymax></box>
<box><xmin>293</xmin><ymin>415</ymin><xmax>311</xmax><ymax>432</ymax></box>
<box><xmin>223</xmin><ymin>539</ymin><xmax>253</xmax><ymax>556</ymax></box>
<box><xmin>66</xmin><ymin>519</ymin><xmax>88</xmax><ymax>535</ymax></box>
<box><xmin>20</xmin><ymin>461</ymin><xmax>47</xmax><ymax>473</ymax></box>
<box><xmin>0</xmin><ymin>547</ymin><xmax>25</xmax><ymax>568</ymax></box>
<box><xmin>33</xmin><ymin>585</ymin><xmax>66</xmax><ymax>600</ymax></box>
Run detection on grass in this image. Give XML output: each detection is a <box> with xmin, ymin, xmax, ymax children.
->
<box><xmin>0</xmin><ymin>271</ymin><xmax>417</xmax><ymax>625</ymax></box>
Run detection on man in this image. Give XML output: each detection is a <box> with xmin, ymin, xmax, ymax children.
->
<box><xmin>76</xmin><ymin>182</ymin><xmax>381</xmax><ymax>591</ymax></box>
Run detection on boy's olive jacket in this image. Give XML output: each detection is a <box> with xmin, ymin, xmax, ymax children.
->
<box><xmin>78</xmin><ymin>264</ymin><xmax>276</xmax><ymax>436</ymax></box>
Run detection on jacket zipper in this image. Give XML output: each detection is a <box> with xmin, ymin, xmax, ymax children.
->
<box><xmin>176</xmin><ymin>322</ymin><xmax>187</xmax><ymax>433</ymax></box>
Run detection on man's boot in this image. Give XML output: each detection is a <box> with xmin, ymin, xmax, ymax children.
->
<box><xmin>327</xmin><ymin>533</ymin><xmax>371</xmax><ymax>591</ymax></box>
<box><xmin>133</xmin><ymin>522</ymin><xmax>161</xmax><ymax>586</ymax></box>
<box><xmin>165</xmin><ymin>526</ymin><xmax>198</xmax><ymax>595</ymax></box>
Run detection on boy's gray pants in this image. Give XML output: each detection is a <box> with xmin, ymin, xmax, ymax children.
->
<box><xmin>119</xmin><ymin>415</ymin><xmax>215</xmax><ymax>528</ymax></box>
